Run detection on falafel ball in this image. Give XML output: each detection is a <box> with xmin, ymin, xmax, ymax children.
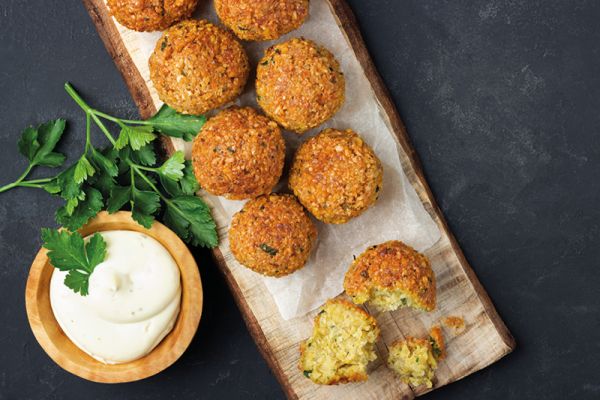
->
<box><xmin>229</xmin><ymin>194</ymin><xmax>317</xmax><ymax>277</ymax></box>
<box><xmin>289</xmin><ymin>128</ymin><xmax>383</xmax><ymax>224</ymax></box>
<box><xmin>149</xmin><ymin>20</ymin><xmax>249</xmax><ymax>115</ymax></box>
<box><xmin>215</xmin><ymin>0</ymin><xmax>309</xmax><ymax>41</ymax></box>
<box><xmin>299</xmin><ymin>299</ymin><xmax>380</xmax><ymax>385</ymax></box>
<box><xmin>107</xmin><ymin>0</ymin><xmax>198</xmax><ymax>32</ymax></box>
<box><xmin>343</xmin><ymin>240</ymin><xmax>436</xmax><ymax>312</ymax></box>
<box><xmin>192</xmin><ymin>107</ymin><xmax>285</xmax><ymax>199</ymax></box>
<box><xmin>256</xmin><ymin>38</ymin><xmax>345</xmax><ymax>133</ymax></box>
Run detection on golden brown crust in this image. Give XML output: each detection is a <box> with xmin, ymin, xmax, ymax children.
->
<box><xmin>343</xmin><ymin>240</ymin><xmax>436</xmax><ymax>311</ymax></box>
<box><xmin>256</xmin><ymin>38</ymin><xmax>345</xmax><ymax>133</ymax></box>
<box><xmin>215</xmin><ymin>0</ymin><xmax>309</xmax><ymax>41</ymax></box>
<box><xmin>192</xmin><ymin>107</ymin><xmax>285</xmax><ymax>199</ymax></box>
<box><xmin>429</xmin><ymin>325</ymin><xmax>446</xmax><ymax>361</ymax></box>
<box><xmin>299</xmin><ymin>299</ymin><xmax>379</xmax><ymax>385</ymax></box>
<box><xmin>229</xmin><ymin>194</ymin><xmax>317</xmax><ymax>277</ymax></box>
<box><xmin>107</xmin><ymin>0</ymin><xmax>198</xmax><ymax>32</ymax></box>
<box><xmin>289</xmin><ymin>128</ymin><xmax>383</xmax><ymax>223</ymax></box>
<box><xmin>149</xmin><ymin>20</ymin><xmax>249</xmax><ymax>115</ymax></box>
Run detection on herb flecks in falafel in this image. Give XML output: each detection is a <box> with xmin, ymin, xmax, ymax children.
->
<box><xmin>107</xmin><ymin>0</ymin><xmax>198</xmax><ymax>32</ymax></box>
<box><xmin>215</xmin><ymin>0</ymin><xmax>309</xmax><ymax>41</ymax></box>
<box><xmin>289</xmin><ymin>128</ymin><xmax>383</xmax><ymax>224</ymax></box>
<box><xmin>256</xmin><ymin>38</ymin><xmax>345</xmax><ymax>133</ymax></box>
<box><xmin>149</xmin><ymin>20</ymin><xmax>249</xmax><ymax>115</ymax></box>
<box><xmin>299</xmin><ymin>299</ymin><xmax>380</xmax><ymax>385</ymax></box>
<box><xmin>229</xmin><ymin>194</ymin><xmax>317</xmax><ymax>277</ymax></box>
<box><xmin>192</xmin><ymin>107</ymin><xmax>285</xmax><ymax>200</ymax></box>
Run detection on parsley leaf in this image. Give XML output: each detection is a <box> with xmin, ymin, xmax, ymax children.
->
<box><xmin>131</xmin><ymin>187</ymin><xmax>160</xmax><ymax>228</ymax></box>
<box><xmin>131</xmin><ymin>144</ymin><xmax>157</xmax><ymax>166</ymax></box>
<box><xmin>160</xmin><ymin>161</ymin><xmax>199</xmax><ymax>197</ymax></box>
<box><xmin>41</xmin><ymin>228</ymin><xmax>107</xmax><ymax>296</ymax></box>
<box><xmin>163</xmin><ymin>195</ymin><xmax>217</xmax><ymax>247</ymax></box>
<box><xmin>158</xmin><ymin>151</ymin><xmax>185</xmax><ymax>181</ymax></box>
<box><xmin>147</xmin><ymin>104</ymin><xmax>205</xmax><ymax>141</ymax></box>
<box><xmin>114</xmin><ymin>125</ymin><xmax>156</xmax><ymax>150</ymax></box>
<box><xmin>52</xmin><ymin>160</ymin><xmax>93</xmax><ymax>214</ymax></box>
<box><xmin>55</xmin><ymin>163</ymin><xmax>83</xmax><ymax>200</ymax></box>
<box><xmin>106</xmin><ymin>185</ymin><xmax>131</xmax><ymax>214</ymax></box>
<box><xmin>18</xmin><ymin>119</ymin><xmax>67</xmax><ymax>167</ymax></box>
<box><xmin>56</xmin><ymin>186</ymin><xmax>103</xmax><ymax>230</ymax></box>
<box><xmin>179</xmin><ymin>162</ymin><xmax>200</xmax><ymax>195</ymax></box>
<box><xmin>74</xmin><ymin>155</ymin><xmax>95</xmax><ymax>184</ymax></box>
<box><xmin>89</xmin><ymin>149</ymin><xmax>118</xmax><ymax>197</ymax></box>
<box><xmin>90</xmin><ymin>147</ymin><xmax>118</xmax><ymax>178</ymax></box>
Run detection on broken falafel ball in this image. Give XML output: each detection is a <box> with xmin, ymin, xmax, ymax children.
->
<box><xmin>299</xmin><ymin>299</ymin><xmax>380</xmax><ymax>385</ymax></box>
<box><xmin>343</xmin><ymin>240</ymin><xmax>436</xmax><ymax>312</ymax></box>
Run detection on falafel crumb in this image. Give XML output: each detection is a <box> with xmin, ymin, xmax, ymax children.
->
<box><xmin>441</xmin><ymin>316</ymin><xmax>466</xmax><ymax>336</ymax></box>
<box><xmin>387</xmin><ymin>337</ymin><xmax>438</xmax><ymax>388</ymax></box>
<box><xmin>428</xmin><ymin>326</ymin><xmax>447</xmax><ymax>361</ymax></box>
<box><xmin>387</xmin><ymin>326</ymin><xmax>446</xmax><ymax>388</ymax></box>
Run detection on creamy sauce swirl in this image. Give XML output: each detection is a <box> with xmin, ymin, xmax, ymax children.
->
<box><xmin>50</xmin><ymin>230</ymin><xmax>181</xmax><ymax>364</ymax></box>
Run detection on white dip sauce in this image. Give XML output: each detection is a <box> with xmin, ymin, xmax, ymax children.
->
<box><xmin>50</xmin><ymin>230</ymin><xmax>181</xmax><ymax>364</ymax></box>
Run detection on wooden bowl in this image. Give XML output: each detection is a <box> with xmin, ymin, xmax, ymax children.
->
<box><xmin>25</xmin><ymin>211</ymin><xmax>203</xmax><ymax>383</ymax></box>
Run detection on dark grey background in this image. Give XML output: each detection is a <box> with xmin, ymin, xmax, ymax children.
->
<box><xmin>1</xmin><ymin>0</ymin><xmax>599</xmax><ymax>399</ymax></box>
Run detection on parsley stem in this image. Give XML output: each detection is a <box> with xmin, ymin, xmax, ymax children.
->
<box><xmin>90</xmin><ymin>110</ymin><xmax>120</xmax><ymax>123</ymax></box>
<box><xmin>0</xmin><ymin>179</ymin><xmax>48</xmax><ymax>192</ymax></box>
<box><xmin>17</xmin><ymin>182</ymin><xmax>48</xmax><ymax>189</ymax></box>
<box><xmin>134</xmin><ymin>165</ymin><xmax>157</xmax><ymax>173</ymax></box>
<box><xmin>130</xmin><ymin>163</ymin><xmax>197</xmax><ymax>229</ymax></box>
<box><xmin>64</xmin><ymin>82</ymin><xmax>92</xmax><ymax>114</ymax></box>
<box><xmin>64</xmin><ymin>83</ymin><xmax>117</xmax><ymax>146</ymax></box>
<box><xmin>21</xmin><ymin>177</ymin><xmax>52</xmax><ymax>184</ymax></box>
<box><xmin>91</xmin><ymin>110</ymin><xmax>151</xmax><ymax>127</ymax></box>
<box><xmin>85</xmin><ymin>112</ymin><xmax>92</xmax><ymax>153</ymax></box>
<box><xmin>131</xmin><ymin>165</ymin><xmax>168</xmax><ymax>201</ymax></box>
<box><xmin>0</xmin><ymin>164</ymin><xmax>33</xmax><ymax>193</ymax></box>
<box><xmin>90</xmin><ymin>113</ymin><xmax>117</xmax><ymax>145</ymax></box>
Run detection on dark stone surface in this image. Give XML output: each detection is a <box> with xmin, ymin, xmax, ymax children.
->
<box><xmin>0</xmin><ymin>0</ymin><xmax>598</xmax><ymax>399</ymax></box>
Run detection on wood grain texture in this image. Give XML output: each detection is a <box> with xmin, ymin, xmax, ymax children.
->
<box><xmin>79</xmin><ymin>0</ymin><xmax>515</xmax><ymax>397</ymax></box>
<box><xmin>25</xmin><ymin>211</ymin><xmax>203</xmax><ymax>383</ymax></box>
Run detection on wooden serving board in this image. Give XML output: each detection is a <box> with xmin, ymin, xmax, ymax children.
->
<box><xmin>81</xmin><ymin>0</ymin><xmax>515</xmax><ymax>398</ymax></box>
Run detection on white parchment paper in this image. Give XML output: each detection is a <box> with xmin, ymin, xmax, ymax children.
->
<box><xmin>111</xmin><ymin>0</ymin><xmax>441</xmax><ymax>320</ymax></box>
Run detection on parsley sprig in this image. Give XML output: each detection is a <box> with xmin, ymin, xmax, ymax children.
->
<box><xmin>63</xmin><ymin>84</ymin><xmax>217</xmax><ymax>247</ymax></box>
<box><xmin>41</xmin><ymin>228</ymin><xmax>107</xmax><ymax>296</ymax></box>
<box><xmin>0</xmin><ymin>83</ymin><xmax>218</xmax><ymax>295</ymax></box>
